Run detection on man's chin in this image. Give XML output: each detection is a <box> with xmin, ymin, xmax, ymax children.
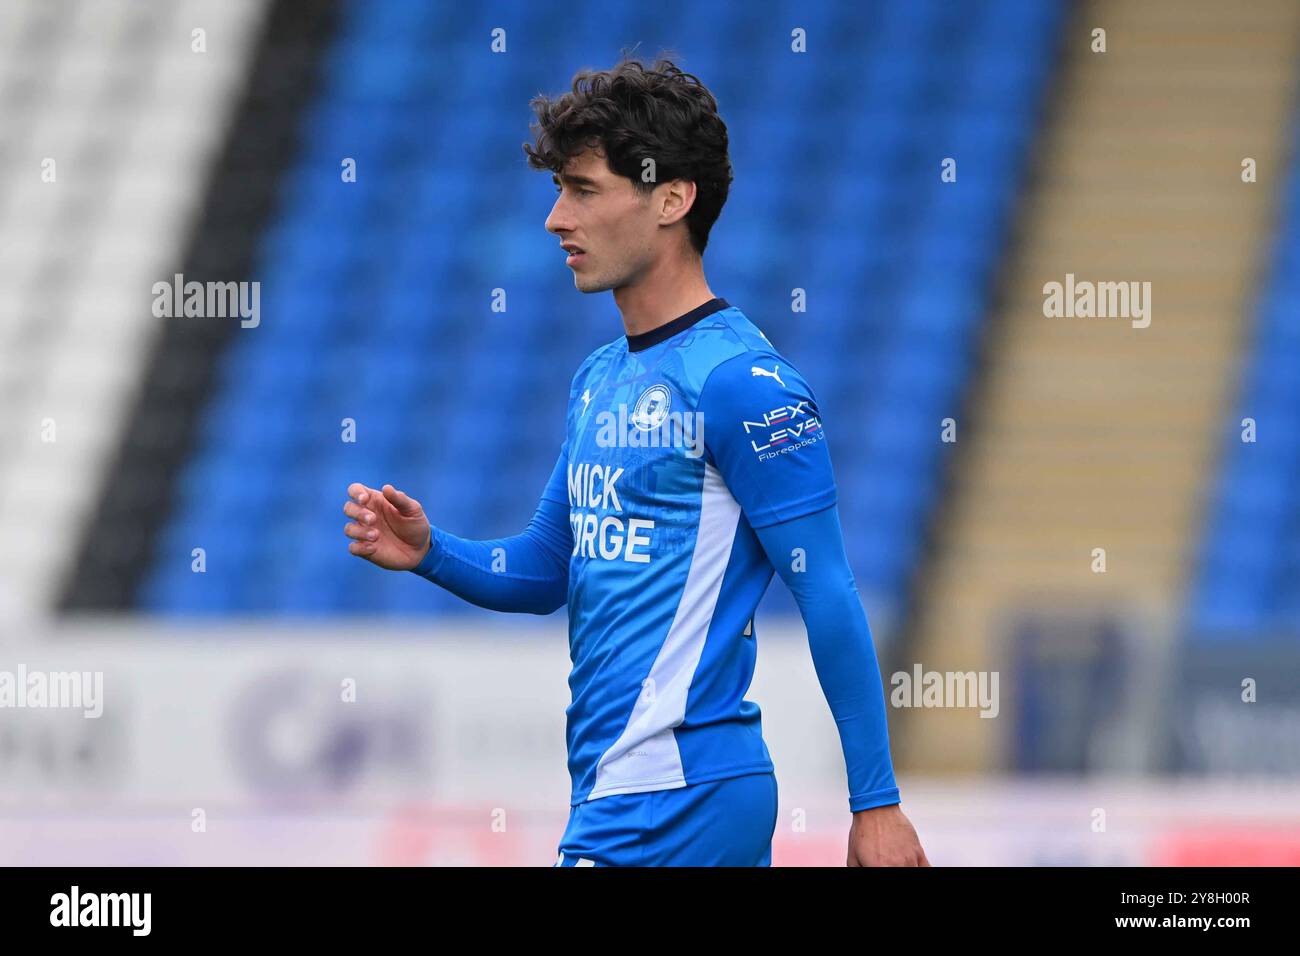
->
<box><xmin>573</xmin><ymin>274</ymin><xmax>614</xmax><ymax>293</ymax></box>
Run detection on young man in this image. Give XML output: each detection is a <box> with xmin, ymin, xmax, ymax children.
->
<box><xmin>344</xmin><ymin>58</ymin><xmax>928</xmax><ymax>867</ymax></box>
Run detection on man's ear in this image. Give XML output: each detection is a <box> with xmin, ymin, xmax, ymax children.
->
<box><xmin>658</xmin><ymin>178</ymin><xmax>697</xmax><ymax>227</ymax></box>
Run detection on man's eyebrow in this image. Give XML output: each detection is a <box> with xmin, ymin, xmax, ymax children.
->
<box><xmin>552</xmin><ymin>172</ymin><xmax>599</xmax><ymax>187</ymax></box>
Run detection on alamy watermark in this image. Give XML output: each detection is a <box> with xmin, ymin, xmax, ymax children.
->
<box><xmin>1042</xmin><ymin>273</ymin><xmax>1151</xmax><ymax>328</ymax></box>
<box><xmin>152</xmin><ymin>273</ymin><xmax>260</xmax><ymax>328</ymax></box>
<box><xmin>587</xmin><ymin>385</ymin><xmax>704</xmax><ymax>458</ymax></box>
<box><xmin>0</xmin><ymin>666</ymin><xmax>103</xmax><ymax>718</ymax></box>
<box><xmin>891</xmin><ymin>664</ymin><xmax>999</xmax><ymax>718</ymax></box>
<box><xmin>50</xmin><ymin>886</ymin><xmax>150</xmax><ymax>936</ymax></box>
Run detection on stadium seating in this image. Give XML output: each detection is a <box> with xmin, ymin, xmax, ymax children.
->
<box><xmin>0</xmin><ymin>0</ymin><xmax>266</xmax><ymax>617</ymax></box>
<box><xmin>140</xmin><ymin>0</ymin><xmax>1065</xmax><ymax>619</ymax></box>
<box><xmin>1191</xmin><ymin>114</ymin><xmax>1300</xmax><ymax>635</ymax></box>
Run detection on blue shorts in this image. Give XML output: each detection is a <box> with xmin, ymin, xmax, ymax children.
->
<box><xmin>554</xmin><ymin>771</ymin><xmax>778</xmax><ymax>866</ymax></box>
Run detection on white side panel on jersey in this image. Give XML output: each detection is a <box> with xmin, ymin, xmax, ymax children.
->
<box><xmin>0</xmin><ymin>0</ymin><xmax>269</xmax><ymax>619</ymax></box>
<box><xmin>588</xmin><ymin>462</ymin><xmax>742</xmax><ymax>799</ymax></box>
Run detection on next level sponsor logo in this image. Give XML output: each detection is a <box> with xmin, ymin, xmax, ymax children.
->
<box><xmin>742</xmin><ymin>401</ymin><xmax>823</xmax><ymax>461</ymax></box>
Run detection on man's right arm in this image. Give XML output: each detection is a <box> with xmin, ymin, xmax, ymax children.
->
<box><xmin>408</xmin><ymin>445</ymin><xmax>571</xmax><ymax>615</ymax></box>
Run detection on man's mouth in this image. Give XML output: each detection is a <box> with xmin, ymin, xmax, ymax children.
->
<box><xmin>562</xmin><ymin>244</ymin><xmax>586</xmax><ymax>266</ymax></box>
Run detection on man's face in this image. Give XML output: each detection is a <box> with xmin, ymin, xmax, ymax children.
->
<box><xmin>544</xmin><ymin>146</ymin><xmax>660</xmax><ymax>293</ymax></box>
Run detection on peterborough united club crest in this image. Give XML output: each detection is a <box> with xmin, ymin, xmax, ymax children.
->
<box><xmin>631</xmin><ymin>384</ymin><xmax>671</xmax><ymax>431</ymax></box>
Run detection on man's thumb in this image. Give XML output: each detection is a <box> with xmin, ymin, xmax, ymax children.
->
<box><xmin>382</xmin><ymin>484</ymin><xmax>420</xmax><ymax>515</ymax></box>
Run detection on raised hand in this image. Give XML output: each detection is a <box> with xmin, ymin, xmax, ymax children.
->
<box><xmin>343</xmin><ymin>483</ymin><xmax>432</xmax><ymax>571</ymax></box>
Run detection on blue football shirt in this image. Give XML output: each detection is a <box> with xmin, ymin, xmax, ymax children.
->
<box><xmin>541</xmin><ymin>297</ymin><xmax>837</xmax><ymax>803</ymax></box>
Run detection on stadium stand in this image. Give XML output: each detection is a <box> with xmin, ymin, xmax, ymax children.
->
<box><xmin>0</xmin><ymin>0</ymin><xmax>267</xmax><ymax>617</ymax></box>
<box><xmin>1191</xmin><ymin>108</ymin><xmax>1300</xmax><ymax>635</ymax></box>
<box><xmin>903</xmin><ymin>0</ymin><xmax>1300</xmax><ymax>772</ymax></box>
<box><xmin>119</xmin><ymin>0</ymin><xmax>1065</xmax><ymax>619</ymax></box>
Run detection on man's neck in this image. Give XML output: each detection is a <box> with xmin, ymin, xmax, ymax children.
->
<box><xmin>613</xmin><ymin>252</ymin><xmax>715</xmax><ymax>338</ymax></box>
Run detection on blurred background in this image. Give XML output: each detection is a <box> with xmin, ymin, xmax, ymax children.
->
<box><xmin>1</xmin><ymin>0</ymin><xmax>1298</xmax><ymax>865</ymax></box>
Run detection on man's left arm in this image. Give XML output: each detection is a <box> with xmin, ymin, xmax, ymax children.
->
<box><xmin>755</xmin><ymin>506</ymin><xmax>928</xmax><ymax>866</ymax></box>
<box><xmin>698</xmin><ymin>348</ymin><xmax>929</xmax><ymax>867</ymax></box>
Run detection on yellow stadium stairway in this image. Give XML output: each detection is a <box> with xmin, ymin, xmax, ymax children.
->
<box><xmin>898</xmin><ymin>0</ymin><xmax>1300</xmax><ymax>773</ymax></box>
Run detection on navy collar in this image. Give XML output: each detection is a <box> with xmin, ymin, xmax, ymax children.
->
<box><xmin>625</xmin><ymin>297</ymin><xmax>730</xmax><ymax>353</ymax></box>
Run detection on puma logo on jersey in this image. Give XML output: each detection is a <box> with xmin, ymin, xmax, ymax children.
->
<box><xmin>751</xmin><ymin>364</ymin><xmax>784</xmax><ymax>387</ymax></box>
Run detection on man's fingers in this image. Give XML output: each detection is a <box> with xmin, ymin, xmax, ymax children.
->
<box><xmin>344</xmin><ymin>522</ymin><xmax>378</xmax><ymax>542</ymax></box>
<box><xmin>348</xmin><ymin>540</ymin><xmax>377</xmax><ymax>557</ymax></box>
<box><xmin>348</xmin><ymin>482</ymin><xmax>379</xmax><ymax>506</ymax></box>
<box><xmin>348</xmin><ymin>482</ymin><xmax>422</xmax><ymax>517</ymax></box>
<box><xmin>382</xmin><ymin>484</ymin><xmax>421</xmax><ymax>515</ymax></box>
<box><xmin>343</xmin><ymin>501</ymin><xmax>374</xmax><ymax>524</ymax></box>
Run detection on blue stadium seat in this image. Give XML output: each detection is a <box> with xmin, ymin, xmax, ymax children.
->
<box><xmin>1190</xmin><ymin>109</ymin><xmax>1300</xmax><ymax>636</ymax></box>
<box><xmin>143</xmin><ymin>0</ymin><xmax>1066</xmax><ymax>619</ymax></box>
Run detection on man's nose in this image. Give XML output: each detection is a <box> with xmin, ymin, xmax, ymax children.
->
<box><xmin>545</xmin><ymin>197</ymin><xmax>571</xmax><ymax>235</ymax></box>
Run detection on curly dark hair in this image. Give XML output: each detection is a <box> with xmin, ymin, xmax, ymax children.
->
<box><xmin>523</xmin><ymin>56</ymin><xmax>733</xmax><ymax>255</ymax></box>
